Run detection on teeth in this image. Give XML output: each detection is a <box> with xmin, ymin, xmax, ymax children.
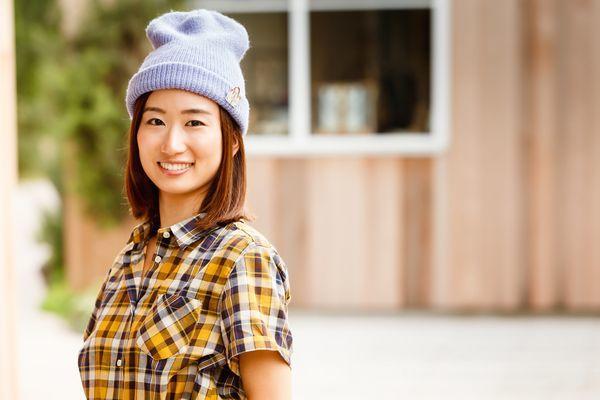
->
<box><xmin>159</xmin><ymin>162</ymin><xmax>193</xmax><ymax>171</ymax></box>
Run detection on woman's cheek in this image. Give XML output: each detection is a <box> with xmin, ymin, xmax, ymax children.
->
<box><xmin>138</xmin><ymin>135</ymin><xmax>157</xmax><ymax>170</ymax></box>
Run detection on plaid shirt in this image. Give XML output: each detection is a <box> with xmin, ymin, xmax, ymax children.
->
<box><xmin>77</xmin><ymin>213</ymin><xmax>293</xmax><ymax>399</ymax></box>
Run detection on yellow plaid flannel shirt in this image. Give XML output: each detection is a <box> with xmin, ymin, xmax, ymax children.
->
<box><xmin>77</xmin><ymin>213</ymin><xmax>293</xmax><ymax>399</ymax></box>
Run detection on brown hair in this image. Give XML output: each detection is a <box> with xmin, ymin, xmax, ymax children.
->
<box><xmin>123</xmin><ymin>91</ymin><xmax>255</xmax><ymax>232</ymax></box>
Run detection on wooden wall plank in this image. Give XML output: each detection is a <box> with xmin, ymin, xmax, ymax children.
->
<box><xmin>525</xmin><ymin>0</ymin><xmax>561</xmax><ymax>310</ymax></box>
<box><xmin>245</xmin><ymin>158</ymin><xmax>279</xmax><ymax>239</ymax></box>
<box><xmin>438</xmin><ymin>0</ymin><xmax>524</xmax><ymax>309</ymax></box>
<box><xmin>481</xmin><ymin>0</ymin><xmax>524</xmax><ymax>310</ymax></box>
<box><xmin>444</xmin><ymin>0</ymin><xmax>486</xmax><ymax>308</ymax></box>
<box><xmin>590</xmin><ymin>0</ymin><xmax>600</xmax><ymax>307</ymax></box>
<box><xmin>363</xmin><ymin>157</ymin><xmax>404</xmax><ymax>309</ymax></box>
<box><xmin>305</xmin><ymin>158</ymin><xmax>368</xmax><ymax>309</ymax></box>
<box><xmin>560</xmin><ymin>0</ymin><xmax>600</xmax><ymax>310</ymax></box>
<box><xmin>275</xmin><ymin>159</ymin><xmax>311</xmax><ymax>308</ymax></box>
<box><xmin>559</xmin><ymin>0</ymin><xmax>586</xmax><ymax>310</ymax></box>
<box><xmin>403</xmin><ymin>159</ymin><xmax>432</xmax><ymax>307</ymax></box>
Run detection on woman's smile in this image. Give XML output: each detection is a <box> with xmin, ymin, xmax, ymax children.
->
<box><xmin>157</xmin><ymin>161</ymin><xmax>195</xmax><ymax>176</ymax></box>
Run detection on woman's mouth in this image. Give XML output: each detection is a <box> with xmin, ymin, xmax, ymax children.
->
<box><xmin>157</xmin><ymin>161</ymin><xmax>195</xmax><ymax>175</ymax></box>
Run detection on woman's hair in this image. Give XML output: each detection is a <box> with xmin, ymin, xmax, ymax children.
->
<box><xmin>124</xmin><ymin>91</ymin><xmax>254</xmax><ymax>232</ymax></box>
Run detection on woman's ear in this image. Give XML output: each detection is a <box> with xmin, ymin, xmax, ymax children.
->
<box><xmin>232</xmin><ymin>136</ymin><xmax>240</xmax><ymax>157</ymax></box>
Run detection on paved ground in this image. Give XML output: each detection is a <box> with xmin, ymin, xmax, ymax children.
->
<box><xmin>13</xmin><ymin>178</ymin><xmax>85</xmax><ymax>399</ymax></box>
<box><xmin>12</xmin><ymin>178</ymin><xmax>600</xmax><ymax>399</ymax></box>
<box><xmin>290</xmin><ymin>311</ymin><xmax>600</xmax><ymax>399</ymax></box>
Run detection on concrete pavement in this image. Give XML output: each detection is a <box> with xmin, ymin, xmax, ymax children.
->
<box><xmin>13</xmin><ymin>178</ymin><xmax>600</xmax><ymax>399</ymax></box>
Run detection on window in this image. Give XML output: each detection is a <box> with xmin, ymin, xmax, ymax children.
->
<box><xmin>193</xmin><ymin>0</ymin><xmax>450</xmax><ymax>155</ymax></box>
<box><xmin>311</xmin><ymin>8</ymin><xmax>430</xmax><ymax>136</ymax></box>
<box><xmin>227</xmin><ymin>11</ymin><xmax>289</xmax><ymax>136</ymax></box>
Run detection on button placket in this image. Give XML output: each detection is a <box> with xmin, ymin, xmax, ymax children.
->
<box><xmin>154</xmin><ymin>229</ymin><xmax>173</xmax><ymax>264</ymax></box>
<box><xmin>138</xmin><ymin>234</ymin><xmax>166</xmax><ymax>301</ymax></box>
<box><xmin>138</xmin><ymin>230</ymin><xmax>170</xmax><ymax>302</ymax></box>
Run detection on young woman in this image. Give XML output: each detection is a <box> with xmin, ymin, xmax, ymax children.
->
<box><xmin>77</xmin><ymin>9</ymin><xmax>293</xmax><ymax>400</ymax></box>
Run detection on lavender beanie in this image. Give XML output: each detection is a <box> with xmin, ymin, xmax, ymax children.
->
<box><xmin>125</xmin><ymin>9</ymin><xmax>251</xmax><ymax>135</ymax></box>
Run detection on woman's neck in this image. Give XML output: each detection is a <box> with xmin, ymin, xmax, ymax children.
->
<box><xmin>158</xmin><ymin>190</ymin><xmax>206</xmax><ymax>228</ymax></box>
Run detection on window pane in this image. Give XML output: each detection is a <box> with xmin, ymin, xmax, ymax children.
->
<box><xmin>310</xmin><ymin>9</ymin><xmax>431</xmax><ymax>135</ymax></box>
<box><xmin>229</xmin><ymin>12</ymin><xmax>289</xmax><ymax>136</ymax></box>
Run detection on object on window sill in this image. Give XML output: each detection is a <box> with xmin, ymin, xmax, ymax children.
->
<box><xmin>314</xmin><ymin>79</ymin><xmax>378</xmax><ymax>135</ymax></box>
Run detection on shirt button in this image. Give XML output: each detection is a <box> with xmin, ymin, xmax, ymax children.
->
<box><xmin>116</xmin><ymin>359</ymin><xmax>122</xmax><ymax>367</ymax></box>
<box><xmin>162</xmin><ymin>231</ymin><xmax>170</xmax><ymax>238</ymax></box>
<box><xmin>155</xmin><ymin>255</ymin><xmax>162</xmax><ymax>263</ymax></box>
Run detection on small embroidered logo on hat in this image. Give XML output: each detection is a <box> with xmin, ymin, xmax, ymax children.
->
<box><xmin>226</xmin><ymin>86</ymin><xmax>242</xmax><ymax>108</ymax></box>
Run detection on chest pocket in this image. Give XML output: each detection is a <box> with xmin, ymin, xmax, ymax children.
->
<box><xmin>136</xmin><ymin>293</ymin><xmax>202</xmax><ymax>360</ymax></box>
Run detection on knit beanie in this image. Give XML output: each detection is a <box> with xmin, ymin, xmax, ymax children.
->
<box><xmin>125</xmin><ymin>9</ymin><xmax>251</xmax><ymax>135</ymax></box>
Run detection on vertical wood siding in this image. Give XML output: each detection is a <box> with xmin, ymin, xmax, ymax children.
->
<box><xmin>65</xmin><ymin>0</ymin><xmax>600</xmax><ymax>312</ymax></box>
<box><xmin>432</xmin><ymin>0</ymin><xmax>525</xmax><ymax>310</ymax></box>
<box><xmin>559</xmin><ymin>0</ymin><xmax>600</xmax><ymax>309</ymax></box>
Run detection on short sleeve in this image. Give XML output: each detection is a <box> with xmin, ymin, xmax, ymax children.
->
<box><xmin>217</xmin><ymin>243</ymin><xmax>293</xmax><ymax>377</ymax></box>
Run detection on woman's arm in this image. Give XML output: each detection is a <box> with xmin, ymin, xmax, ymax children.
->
<box><xmin>239</xmin><ymin>350</ymin><xmax>292</xmax><ymax>400</ymax></box>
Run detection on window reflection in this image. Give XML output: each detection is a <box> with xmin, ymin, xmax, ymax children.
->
<box><xmin>310</xmin><ymin>9</ymin><xmax>431</xmax><ymax>135</ymax></box>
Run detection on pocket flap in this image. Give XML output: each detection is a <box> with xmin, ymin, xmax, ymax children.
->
<box><xmin>136</xmin><ymin>293</ymin><xmax>202</xmax><ymax>360</ymax></box>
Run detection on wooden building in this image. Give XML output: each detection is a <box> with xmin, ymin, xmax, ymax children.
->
<box><xmin>64</xmin><ymin>0</ymin><xmax>600</xmax><ymax>312</ymax></box>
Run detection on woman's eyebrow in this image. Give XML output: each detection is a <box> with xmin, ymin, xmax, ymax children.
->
<box><xmin>143</xmin><ymin>106</ymin><xmax>212</xmax><ymax>115</ymax></box>
<box><xmin>143</xmin><ymin>106</ymin><xmax>165</xmax><ymax>114</ymax></box>
<box><xmin>181</xmin><ymin>108</ymin><xmax>211</xmax><ymax>115</ymax></box>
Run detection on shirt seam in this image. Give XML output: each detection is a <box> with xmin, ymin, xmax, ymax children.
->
<box><xmin>216</xmin><ymin>241</ymin><xmax>272</xmax><ymax>314</ymax></box>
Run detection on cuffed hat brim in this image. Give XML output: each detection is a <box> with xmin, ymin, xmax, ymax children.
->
<box><xmin>126</xmin><ymin>61</ymin><xmax>249</xmax><ymax>136</ymax></box>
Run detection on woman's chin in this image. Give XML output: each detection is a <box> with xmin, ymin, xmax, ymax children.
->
<box><xmin>155</xmin><ymin>182</ymin><xmax>201</xmax><ymax>196</ymax></box>
<box><xmin>161</xmin><ymin>189</ymin><xmax>194</xmax><ymax>197</ymax></box>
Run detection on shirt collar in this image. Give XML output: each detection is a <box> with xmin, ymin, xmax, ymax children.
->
<box><xmin>127</xmin><ymin>211</ymin><xmax>210</xmax><ymax>249</ymax></box>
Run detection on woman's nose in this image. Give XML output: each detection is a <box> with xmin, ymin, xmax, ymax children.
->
<box><xmin>161</xmin><ymin>125</ymin><xmax>187</xmax><ymax>155</ymax></box>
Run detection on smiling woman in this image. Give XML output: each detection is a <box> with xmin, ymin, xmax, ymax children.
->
<box><xmin>78</xmin><ymin>9</ymin><xmax>293</xmax><ymax>400</ymax></box>
<box><xmin>139</xmin><ymin>89</ymin><xmax>223</xmax><ymax>186</ymax></box>
<box><xmin>125</xmin><ymin>88</ymin><xmax>247</xmax><ymax>234</ymax></box>
<box><xmin>131</xmin><ymin>88</ymin><xmax>239</xmax><ymax>230</ymax></box>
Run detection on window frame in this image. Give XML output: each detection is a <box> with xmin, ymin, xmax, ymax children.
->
<box><xmin>194</xmin><ymin>0</ymin><xmax>451</xmax><ymax>156</ymax></box>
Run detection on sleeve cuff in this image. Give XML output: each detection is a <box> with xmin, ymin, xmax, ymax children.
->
<box><xmin>225</xmin><ymin>333</ymin><xmax>292</xmax><ymax>377</ymax></box>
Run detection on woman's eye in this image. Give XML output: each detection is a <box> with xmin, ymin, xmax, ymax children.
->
<box><xmin>186</xmin><ymin>120</ymin><xmax>204</xmax><ymax>127</ymax></box>
<box><xmin>146</xmin><ymin>118</ymin><xmax>164</xmax><ymax>126</ymax></box>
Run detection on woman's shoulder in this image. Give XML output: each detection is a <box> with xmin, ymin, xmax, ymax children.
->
<box><xmin>212</xmin><ymin>219</ymin><xmax>281</xmax><ymax>264</ymax></box>
<box><xmin>228</xmin><ymin>219</ymin><xmax>274</xmax><ymax>248</ymax></box>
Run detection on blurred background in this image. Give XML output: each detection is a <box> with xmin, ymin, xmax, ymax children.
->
<box><xmin>1</xmin><ymin>0</ymin><xmax>600</xmax><ymax>399</ymax></box>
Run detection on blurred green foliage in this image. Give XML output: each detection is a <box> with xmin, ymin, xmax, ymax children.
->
<box><xmin>17</xmin><ymin>0</ymin><xmax>185</xmax><ymax>227</ymax></box>
<box><xmin>41</xmin><ymin>271</ymin><xmax>102</xmax><ymax>333</ymax></box>
<box><xmin>35</xmin><ymin>204</ymin><xmax>98</xmax><ymax>332</ymax></box>
<box><xmin>15</xmin><ymin>0</ymin><xmax>66</xmax><ymax>191</ymax></box>
<box><xmin>37</xmin><ymin>206</ymin><xmax>64</xmax><ymax>285</ymax></box>
<box><xmin>59</xmin><ymin>0</ymin><xmax>177</xmax><ymax>228</ymax></box>
<box><xmin>16</xmin><ymin>0</ymin><xmax>184</xmax><ymax>328</ymax></box>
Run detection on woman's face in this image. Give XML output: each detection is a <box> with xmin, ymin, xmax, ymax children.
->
<box><xmin>137</xmin><ymin>88</ymin><xmax>222</xmax><ymax>200</ymax></box>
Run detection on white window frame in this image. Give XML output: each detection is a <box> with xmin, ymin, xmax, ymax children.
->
<box><xmin>194</xmin><ymin>0</ymin><xmax>451</xmax><ymax>156</ymax></box>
